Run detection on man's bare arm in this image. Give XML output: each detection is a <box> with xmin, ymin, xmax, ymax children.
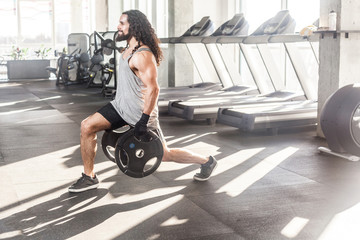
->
<box><xmin>131</xmin><ymin>51</ymin><xmax>159</xmax><ymax>116</ymax></box>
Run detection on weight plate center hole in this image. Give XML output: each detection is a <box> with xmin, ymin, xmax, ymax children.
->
<box><xmin>135</xmin><ymin>149</ymin><xmax>145</xmax><ymax>158</ymax></box>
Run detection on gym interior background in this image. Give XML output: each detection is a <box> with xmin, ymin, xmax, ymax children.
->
<box><xmin>1</xmin><ymin>0</ymin><xmax>360</xmax><ymax>239</ymax></box>
<box><xmin>0</xmin><ymin>0</ymin><xmax>320</xmax><ymax>88</ymax></box>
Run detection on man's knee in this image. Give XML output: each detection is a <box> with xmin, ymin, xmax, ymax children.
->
<box><xmin>81</xmin><ymin>118</ymin><xmax>95</xmax><ymax>136</ymax></box>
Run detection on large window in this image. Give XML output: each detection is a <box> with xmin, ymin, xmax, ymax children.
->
<box><xmin>287</xmin><ymin>0</ymin><xmax>320</xmax><ymax>31</ymax></box>
<box><xmin>0</xmin><ymin>1</ymin><xmax>17</xmax><ymax>45</ymax></box>
<box><xmin>137</xmin><ymin>0</ymin><xmax>168</xmax><ymax>37</ymax></box>
<box><xmin>110</xmin><ymin>0</ymin><xmax>168</xmax><ymax>37</ymax></box>
<box><xmin>236</xmin><ymin>0</ymin><xmax>320</xmax><ymax>92</ymax></box>
<box><xmin>54</xmin><ymin>0</ymin><xmax>71</xmax><ymax>46</ymax></box>
<box><xmin>123</xmin><ymin>0</ymin><xmax>136</xmax><ymax>11</ymax></box>
<box><xmin>0</xmin><ymin>0</ymin><xmax>72</xmax><ymax>57</ymax></box>
<box><xmin>0</xmin><ymin>0</ymin><xmax>98</xmax><ymax>56</ymax></box>
<box><xmin>156</xmin><ymin>0</ymin><xmax>168</xmax><ymax>37</ymax></box>
<box><xmin>19</xmin><ymin>0</ymin><xmax>52</xmax><ymax>44</ymax></box>
<box><xmin>242</xmin><ymin>0</ymin><xmax>282</xmax><ymax>33</ymax></box>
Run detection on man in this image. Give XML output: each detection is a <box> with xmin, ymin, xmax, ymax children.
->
<box><xmin>68</xmin><ymin>10</ymin><xmax>217</xmax><ymax>193</ymax></box>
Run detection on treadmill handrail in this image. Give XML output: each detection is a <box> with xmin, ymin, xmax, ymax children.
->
<box><xmin>268</xmin><ymin>34</ymin><xmax>309</xmax><ymax>43</ymax></box>
<box><xmin>179</xmin><ymin>36</ymin><xmax>206</xmax><ymax>43</ymax></box>
<box><xmin>216</xmin><ymin>36</ymin><xmax>247</xmax><ymax>44</ymax></box>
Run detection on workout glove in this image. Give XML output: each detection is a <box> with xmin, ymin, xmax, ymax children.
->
<box><xmin>134</xmin><ymin>113</ymin><xmax>150</xmax><ymax>140</ymax></box>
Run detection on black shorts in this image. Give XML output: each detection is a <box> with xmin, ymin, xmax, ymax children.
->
<box><xmin>97</xmin><ymin>103</ymin><xmax>128</xmax><ymax>130</ymax></box>
<box><xmin>97</xmin><ymin>103</ymin><xmax>165</xmax><ymax>143</ymax></box>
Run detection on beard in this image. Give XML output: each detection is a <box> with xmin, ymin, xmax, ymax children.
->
<box><xmin>116</xmin><ymin>32</ymin><xmax>130</xmax><ymax>42</ymax></box>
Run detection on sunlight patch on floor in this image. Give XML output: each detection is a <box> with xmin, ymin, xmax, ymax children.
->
<box><xmin>16</xmin><ymin>113</ymin><xmax>63</xmax><ymax>124</ymax></box>
<box><xmin>166</xmin><ymin>134</ymin><xmax>197</xmax><ymax>146</ymax></box>
<box><xmin>6</xmin><ymin>145</ymin><xmax>80</xmax><ymax>169</ymax></box>
<box><xmin>281</xmin><ymin>217</ymin><xmax>309</xmax><ymax>238</ymax></box>
<box><xmin>0</xmin><ymin>99</ymin><xmax>27</xmax><ymax>107</ymax></box>
<box><xmin>0</xmin><ymin>82</ymin><xmax>22</xmax><ymax>88</ymax></box>
<box><xmin>216</xmin><ymin>146</ymin><xmax>299</xmax><ymax>197</ymax></box>
<box><xmin>0</xmin><ymin>107</ymin><xmax>41</xmax><ymax>115</ymax></box>
<box><xmin>160</xmin><ymin>215</ymin><xmax>189</xmax><ymax>226</ymax></box>
<box><xmin>318</xmin><ymin>201</ymin><xmax>360</xmax><ymax>240</ymax></box>
<box><xmin>36</xmin><ymin>96</ymin><xmax>61</xmax><ymax>101</ymax></box>
<box><xmin>0</xmin><ymin>230</ymin><xmax>23</xmax><ymax>239</ymax></box>
<box><xmin>115</xmin><ymin>195</ymin><xmax>184</xmax><ymax>237</ymax></box>
<box><xmin>181</xmin><ymin>132</ymin><xmax>217</xmax><ymax>144</ymax></box>
<box><xmin>175</xmin><ymin>147</ymin><xmax>264</xmax><ymax>181</ymax></box>
<box><xmin>118</xmin><ymin>186</ymin><xmax>186</xmax><ymax>204</ymax></box>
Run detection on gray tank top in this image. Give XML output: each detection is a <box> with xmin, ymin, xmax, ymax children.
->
<box><xmin>111</xmin><ymin>48</ymin><xmax>160</xmax><ymax>130</ymax></box>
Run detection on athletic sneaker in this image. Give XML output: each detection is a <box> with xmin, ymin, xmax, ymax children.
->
<box><xmin>68</xmin><ymin>173</ymin><xmax>99</xmax><ymax>193</ymax></box>
<box><xmin>193</xmin><ymin>156</ymin><xmax>218</xmax><ymax>181</ymax></box>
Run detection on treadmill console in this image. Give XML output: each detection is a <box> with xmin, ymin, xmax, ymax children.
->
<box><xmin>211</xmin><ymin>13</ymin><xmax>248</xmax><ymax>36</ymax></box>
<box><xmin>264</xmin><ymin>10</ymin><xmax>290</xmax><ymax>34</ymax></box>
<box><xmin>252</xmin><ymin>10</ymin><xmax>295</xmax><ymax>35</ymax></box>
<box><xmin>190</xmin><ymin>16</ymin><xmax>211</xmax><ymax>36</ymax></box>
<box><xmin>223</xmin><ymin>13</ymin><xmax>243</xmax><ymax>35</ymax></box>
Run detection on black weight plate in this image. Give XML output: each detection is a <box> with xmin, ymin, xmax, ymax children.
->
<box><xmin>101</xmin><ymin>126</ymin><xmax>130</xmax><ymax>162</ymax></box>
<box><xmin>115</xmin><ymin>129</ymin><xmax>163</xmax><ymax>178</ymax></box>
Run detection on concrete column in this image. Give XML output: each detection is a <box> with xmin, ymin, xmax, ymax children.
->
<box><xmin>317</xmin><ymin>0</ymin><xmax>360</xmax><ymax>136</ymax></box>
<box><xmin>160</xmin><ymin>0</ymin><xmax>237</xmax><ymax>87</ymax></box>
<box><xmin>94</xmin><ymin>0</ymin><xmax>108</xmax><ymax>32</ymax></box>
<box><xmin>173</xmin><ymin>0</ymin><xmax>194</xmax><ymax>87</ymax></box>
<box><xmin>166</xmin><ymin>0</ymin><xmax>176</xmax><ymax>87</ymax></box>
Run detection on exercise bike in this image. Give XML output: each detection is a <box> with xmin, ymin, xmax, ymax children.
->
<box><xmin>86</xmin><ymin>32</ymin><xmax>122</xmax><ymax>97</ymax></box>
<box><xmin>46</xmin><ymin>48</ymin><xmax>92</xmax><ymax>86</ymax></box>
<box><xmin>87</xmin><ymin>48</ymin><xmax>115</xmax><ymax>96</ymax></box>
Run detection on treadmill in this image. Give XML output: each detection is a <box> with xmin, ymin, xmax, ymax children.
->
<box><xmin>160</xmin><ymin>14</ymin><xmax>259</xmax><ymax>104</ymax></box>
<box><xmin>199</xmin><ymin>13</ymin><xmax>259</xmax><ymax>96</ymax></box>
<box><xmin>216</xmin><ymin>33</ymin><xmax>319</xmax><ymax>132</ymax></box>
<box><xmin>157</xmin><ymin>17</ymin><xmax>223</xmax><ymax>113</ymax></box>
<box><xmin>217</xmin><ymin>100</ymin><xmax>317</xmax><ymax>133</ymax></box>
<box><xmin>168</xmin><ymin>10</ymin><xmax>303</xmax><ymax>123</ymax></box>
<box><xmin>158</xmin><ymin>13</ymin><xmax>259</xmax><ymax>112</ymax></box>
<box><xmin>158</xmin><ymin>17</ymin><xmax>221</xmax><ymax>107</ymax></box>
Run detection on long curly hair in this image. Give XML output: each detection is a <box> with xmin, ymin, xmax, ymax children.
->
<box><xmin>123</xmin><ymin>9</ymin><xmax>163</xmax><ymax>66</ymax></box>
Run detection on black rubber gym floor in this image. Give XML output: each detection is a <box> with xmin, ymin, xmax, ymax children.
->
<box><xmin>1</xmin><ymin>79</ymin><xmax>360</xmax><ymax>240</ymax></box>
